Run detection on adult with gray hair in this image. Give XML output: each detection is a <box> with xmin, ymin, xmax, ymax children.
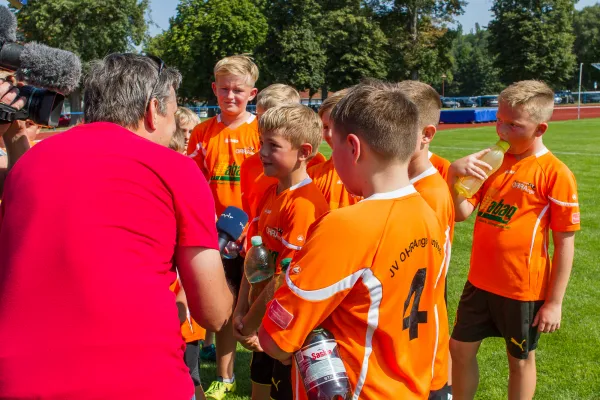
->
<box><xmin>0</xmin><ymin>53</ymin><xmax>233</xmax><ymax>400</ymax></box>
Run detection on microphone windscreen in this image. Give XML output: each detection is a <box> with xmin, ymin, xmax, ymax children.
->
<box><xmin>16</xmin><ymin>42</ymin><xmax>82</xmax><ymax>94</ymax></box>
<box><xmin>216</xmin><ymin>206</ymin><xmax>249</xmax><ymax>241</ymax></box>
<box><xmin>0</xmin><ymin>6</ymin><xmax>16</xmax><ymax>44</ymax></box>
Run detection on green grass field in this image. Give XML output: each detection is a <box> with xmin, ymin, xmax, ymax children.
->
<box><xmin>201</xmin><ymin>118</ymin><xmax>600</xmax><ymax>399</ymax></box>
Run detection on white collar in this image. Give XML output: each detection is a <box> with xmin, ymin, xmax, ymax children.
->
<box><xmin>535</xmin><ymin>147</ymin><xmax>549</xmax><ymax>158</ymax></box>
<box><xmin>409</xmin><ymin>166</ymin><xmax>438</xmax><ymax>184</ymax></box>
<box><xmin>216</xmin><ymin>113</ymin><xmax>256</xmax><ymax>124</ymax></box>
<box><xmin>362</xmin><ymin>185</ymin><xmax>417</xmax><ymax>201</ymax></box>
<box><xmin>289</xmin><ymin>177</ymin><xmax>312</xmax><ymax>191</ymax></box>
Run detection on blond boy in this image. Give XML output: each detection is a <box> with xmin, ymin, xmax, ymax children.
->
<box><xmin>187</xmin><ymin>55</ymin><xmax>260</xmax><ymax>399</ymax></box>
<box><xmin>449</xmin><ymin>81</ymin><xmax>580</xmax><ymax>399</ymax></box>
<box><xmin>234</xmin><ymin>104</ymin><xmax>329</xmax><ymax>400</ymax></box>
<box><xmin>170</xmin><ymin>107</ymin><xmax>201</xmax><ymax>154</ymax></box>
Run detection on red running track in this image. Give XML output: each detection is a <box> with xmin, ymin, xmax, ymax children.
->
<box><xmin>437</xmin><ymin>106</ymin><xmax>600</xmax><ymax>131</ymax></box>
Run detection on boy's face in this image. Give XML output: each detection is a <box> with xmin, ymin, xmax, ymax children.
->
<box><xmin>331</xmin><ymin>125</ymin><xmax>361</xmax><ymax>196</ymax></box>
<box><xmin>496</xmin><ymin>101</ymin><xmax>547</xmax><ymax>155</ymax></box>
<box><xmin>178</xmin><ymin>120</ymin><xmax>196</xmax><ymax>148</ymax></box>
<box><xmin>320</xmin><ymin>110</ymin><xmax>333</xmax><ymax>148</ymax></box>
<box><xmin>259</xmin><ymin>129</ymin><xmax>302</xmax><ymax>179</ymax></box>
<box><xmin>212</xmin><ymin>74</ymin><xmax>258</xmax><ymax>117</ymax></box>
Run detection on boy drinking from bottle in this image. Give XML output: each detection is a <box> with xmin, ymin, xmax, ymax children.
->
<box><xmin>448</xmin><ymin>80</ymin><xmax>580</xmax><ymax>400</ymax></box>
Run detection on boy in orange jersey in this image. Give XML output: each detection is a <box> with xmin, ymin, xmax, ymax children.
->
<box><xmin>394</xmin><ymin>80</ymin><xmax>455</xmax><ymax>400</ymax></box>
<box><xmin>186</xmin><ymin>55</ymin><xmax>260</xmax><ymax>399</ymax></box>
<box><xmin>448</xmin><ymin>81</ymin><xmax>580</xmax><ymax>400</ymax></box>
<box><xmin>307</xmin><ymin>89</ymin><xmax>363</xmax><ymax>209</ymax></box>
<box><xmin>234</xmin><ymin>104</ymin><xmax>329</xmax><ymax>400</ymax></box>
<box><xmin>170</xmin><ymin>279</ymin><xmax>207</xmax><ymax>400</ymax></box>
<box><xmin>241</xmin><ymin>84</ymin><xmax>326</xmax><ymax>223</ymax></box>
<box><xmin>258</xmin><ymin>83</ymin><xmax>447</xmax><ymax>400</ymax></box>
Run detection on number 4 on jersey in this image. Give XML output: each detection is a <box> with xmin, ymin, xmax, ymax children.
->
<box><xmin>403</xmin><ymin>268</ymin><xmax>427</xmax><ymax>340</ymax></box>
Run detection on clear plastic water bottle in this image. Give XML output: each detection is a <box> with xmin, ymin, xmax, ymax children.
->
<box><xmin>245</xmin><ymin>236</ymin><xmax>273</xmax><ymax>304</ymax></box>
<box><xmin>222</xmin><ymin>241</ymin><xmax>240</xmax><ymax>259</ymax></box>
<box><xmin>295</xmin><ymin>328</ymin><xmax>352</xmax><ymax>400</ymax></box>
<box><xmin>455</xmin><ymin>140</ymin><xmax>510</xmax><ymax>198</ymax></box>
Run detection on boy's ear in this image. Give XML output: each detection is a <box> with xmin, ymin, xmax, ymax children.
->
<box><xmin>347</xmin><ymin>133</ymin><xmax>361</xmax><ymax>164</ymax></box>
<box><xmin>535</xmin><ymin>122</ymin><xmax>548</xmax><ymax>137</ymax></box>
<box><xmin>298</xmin><ymin>143</ymin><xmax>313</xmax><ymax>161</ymax></box>
<box><xmin>248</xmin><ymin>87</ymin><xmax>258</xmax><ymax>101</ymax></box>
<box><xmin>211</xmin><ymin>82</ymin><xmax>217</xmax><ymax>97</ymax></box>
<box><xmin>422</xmin><ymin>125</ymin><xmax>437</xmax><ymax>145</ymax></box>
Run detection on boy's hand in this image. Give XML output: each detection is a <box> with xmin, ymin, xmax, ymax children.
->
<box><xmin>533</xmin><ymin>302</ymin><xmax>562</xmax><ymax>333</ymax></box>
<box><xmin>233</xmin><ymin>315</ymin><xmax>263</xmax><ymax>352</ymax></box>
<box><xmin>450</xmin><ymin>148</ymin><xmax>493</xmax><ymax>182</ymax></box>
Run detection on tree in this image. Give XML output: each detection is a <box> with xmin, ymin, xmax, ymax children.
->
<box><xmin>14</xmin><ymin>0</ymin><xmax>149</xmax><ymax>121</ymax></box>
<box><xmin>371</xmin><ymin>0</ymin><xmax>465</xmax><ymax>85</ymax></box>
<box><xmin>257</xmin><ymin>0</ymin><xmax>326</xmax><ymax>96</ymax></box>
<box><xmin>157</xmin><ymin>0</ymin><xmax>267</xmax><ymax>102</ymax></box>
<box><xmin>450</xmin><ymin>25</ymin><xmax>503</xmax><ymax>96</ymax></box>
<box><xmin>573</xmin><ymin>4</ymin><xmax>600</xmax><ymax>90</ymax></box>
<box><xmin>320</xmin><ymin>3</ymin><xmax>389</xmax><ymax>93</ymax></box>
<box><xmin>488</xmin><ymin>0</ymin><xmax>577</xmax><ymax>88</ymax></box>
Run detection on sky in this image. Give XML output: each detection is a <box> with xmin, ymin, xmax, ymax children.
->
<box><xmin>147</xmin><ymin>0</ymin><xmax>600</xmax><ymax>37</ymax></box>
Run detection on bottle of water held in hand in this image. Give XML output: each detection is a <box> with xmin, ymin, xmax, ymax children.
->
<box><xmin>274</xmin><ymin>258</ymin><xmax>292</xmax><ymax>292</ymax></box>
<box><xmin>455</xmin><ymin>140</ymin><xmax>510</xmax><ymax>198</ymax></box>
<box><xmin>295</xmin><ymin>328</ymin><xmax>352</xmax><ymax>400</ymax></box>
<box><xmin>222</xmin><ymin>241</ymin><xmax>240</xmax><ymax>259</ymax></box>
<box><xmin>245</xmin><ymin>236</ymin><xmax>273</xmax><ymax>304</ymax></box>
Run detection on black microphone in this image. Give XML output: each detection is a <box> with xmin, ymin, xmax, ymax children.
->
<box><xmin>216</xmin><ymin>206</ymin><xmax>249</xmax><ymax>254</ymax></box>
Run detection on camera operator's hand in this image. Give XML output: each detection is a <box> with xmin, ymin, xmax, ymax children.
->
<box><xmin>0</xmin><ymin>77</ymin><xmax>27</xmax><ymax>137</ymax></box>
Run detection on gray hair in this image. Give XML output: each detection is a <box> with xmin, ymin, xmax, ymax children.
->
<box><xmin>84</xmin><ymin>53</ymin><xmax>182</xmax><ymax>129</ymax></box>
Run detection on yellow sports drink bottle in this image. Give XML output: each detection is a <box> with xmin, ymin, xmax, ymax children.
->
<box><xmin>455</xmin><ymin>140</ymin><xmax>510</xmax><ymax>198</ymax></box>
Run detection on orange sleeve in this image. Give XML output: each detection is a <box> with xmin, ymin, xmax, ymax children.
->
<box><xmin>262</xmin><ymin>217</ymin><xmax>352</xmax><ymax>353</ymax></box>
<box><xmin>240</xmin><ymin>157</ymin><xmax>252</xmax><ymax>216</ymax></box>
<box><xmin>187</xmin><ymin>125</ymin><xmax>209</xmax><ymax>180</ymax></box>
<box><xmin>466</xmin><ymin>187</ymin><xmax>483</xmax><ymax>208</ymax></box>
<box><xmin>548</xmin><ymin>166</ymin><xmax>580</xmax><ymax>232</ymax></box>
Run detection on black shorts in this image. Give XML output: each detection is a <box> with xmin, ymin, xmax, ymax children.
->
<box><xmin>429</xmin><ymin>383</ymin><xmax>452</xmax><ymax>400</ymax></box>
<box><xmin>184</xmin><ymin>340</ymin><xmax>201</xmax><ymax>386</ymax></box>
<box><xmin>222</xmin><ymin>256</ymin><xmax>244</xmax><ymax>297</ymax></box>
<box><xmin>250</xmin><ymin>352</ymin><xmax>292</xmax><ymax>400</ymax></box>
<box><xmin>451</xmin><ymin>281</ymin><xmax>544</xmax><ymax>359</ymax></box>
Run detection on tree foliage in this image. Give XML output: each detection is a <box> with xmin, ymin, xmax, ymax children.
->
<box><xmin>488</xmin><ymin>0</ymin><xmax>577</xmax><ymax>88</ymax></box>
<box><xmin>573</xmin><ymin>4</ymin><xmax>600</xmax><ymax>90</ymax></box>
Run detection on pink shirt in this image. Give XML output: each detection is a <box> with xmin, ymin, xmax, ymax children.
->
<box><xmin>0</xmin><ymin>122</ymin><xmax>218</xmax><ymax>399</ymax></box>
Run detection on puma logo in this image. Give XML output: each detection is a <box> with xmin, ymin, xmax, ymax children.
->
<box><xmin>271</xmin><ymin>378</ymin><xmax>281</xmax><ymax>391</ymax></box>
<box><xmin>511</xmin><ymin>337</ymin><xmax>526</xmax><ymax>352</ymax></box>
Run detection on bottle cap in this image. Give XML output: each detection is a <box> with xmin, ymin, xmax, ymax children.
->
<box><xmin>280</xmin><ymin>258</ymin><xmax>292</xmax><ymax>272</ymax></box>
<box><xmin>496</xmin><ymin>140</ymin><xmax>510</xmax><ymax>152</ymax></box>
<box><xmin>250</xmin><ymin>236</ymin><xmax>262</xmax><ymax>247</ymax></box>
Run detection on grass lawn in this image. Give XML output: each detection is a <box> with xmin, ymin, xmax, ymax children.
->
<box><xmin>201</xmin><ymin>118</ymin><xmax>600</xmax><ymax>399</ymax></box>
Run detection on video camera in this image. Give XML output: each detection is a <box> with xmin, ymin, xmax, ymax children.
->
<box><xmin>0</xmin><ymin>6</ymin><xmax>81</xmax><ymax>127</ymax></box>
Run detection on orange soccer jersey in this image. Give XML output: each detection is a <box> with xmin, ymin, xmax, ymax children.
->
<box><xmin>429</xmin><ymin>151</ymin><xmax>451</xmax><ymax>181</ymax></box>
<box><xmin>254</xmin><ymin>177</ymin><xmax>329</xmax><ymax>274</ymax></box>
<box><xmin>187</xmin><ymin>114</ymin><xmax>260</xmax><ymax>215</ymax></box>
<box><xmin>467</xmin><ymin>148</ymin><xmax>580</xmax><ymax>301</ymax></box>
<box><xmin>169</xmin><ymin>279</ymin><xmax>205</xmax><ymax>343</ymax></box>
<box><xmin>241</xmin><ymin>152</ymin><xmax>327</xmax><ymax>219</ymax></box>
<box><xmin>308</xmin><ymin>158</ymin><xmax>362</xmax><ymax>209</ymax></box>
<box><xmin>410</xmin><ymin>165</ymin><xmax>455</xmax><ymax>391</ymax></box>
<box><xmin>262</xmin><ymin>186</ymin><xmax>446</xmax><ymax>400</ymax></box>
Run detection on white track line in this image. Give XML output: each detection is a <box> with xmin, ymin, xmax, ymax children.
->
<box><xmin>432</xmin><ymin>145</ymin><xmax>599</xmax><ymax>157</ymax></box>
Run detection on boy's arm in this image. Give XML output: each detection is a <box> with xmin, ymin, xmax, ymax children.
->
<box><xmin>533</xmin><ymin>231</ymin><xmax>575</xmax><ymax>333</ymax></box>
<box><xmin>448</xmin><ymin>148</ymin><xmax>492</xmax><ymax>221</ymax></box>
<box><xmin>239</xmin><ymin>278</ymin><xmax>276</xmax><ymax>336</ymax></box>
<box><xmin>232</xmin><ymin>275</ymin><xmax>263</xmax><ymax>351</ymax></box>
<box><xmin>175</xmin><ymin>284</ymin><xmax>188</xmax><ymax>325</ymax></box>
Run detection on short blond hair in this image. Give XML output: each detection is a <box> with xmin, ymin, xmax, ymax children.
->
<box><xmin>257</xmin><ymin>84</ymin><xmax>300</xmax><ymax>110</ymax></box>
<box><xmin>330</xmin><ymin>81</ymin><xmax>419</xmax><ymax>162</ymax></box>
<box><xmin>214</xmin><ymin>55</ymin><xmax>259</xmax><ymax>86</ymax></box>
<box><xmin>318</xmin><ymin>89</ymin><xmax>350</xmax><ymax>118</ymax></box>
<box><xmin>394</xmin><ymin>80</ymin><xmax>441</xmax><ymax>128</ymax></box>
<box><xmin>499</xmin><ymin>80</ymin><xmax>554</xmax><ymax>123</ymax></box>
<box><xmin>259</xmin><ymin>104</ymin><xmax>323</xmax><ymax>157</ymax></box>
